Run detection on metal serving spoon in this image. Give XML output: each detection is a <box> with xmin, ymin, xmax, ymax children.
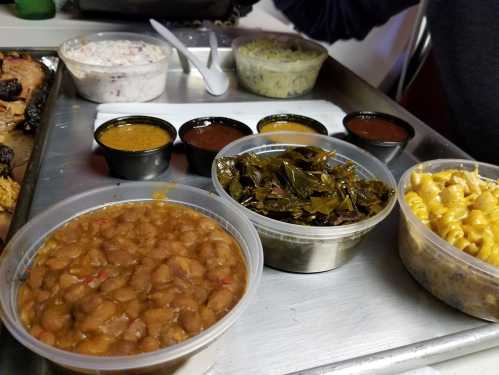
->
<box><xmin>150</xmin><ymin>19</ymin><xmax>229</xmax><ymax>96</ymax></box>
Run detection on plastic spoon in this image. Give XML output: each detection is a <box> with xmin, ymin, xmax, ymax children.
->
<box><xmin>150</xmin><ymin>19</ymin><xmax>229</xmax><ymax>96</ymax></box>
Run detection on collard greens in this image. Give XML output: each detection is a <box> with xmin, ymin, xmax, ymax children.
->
<box><xmin>216</xmin><ymin>146</ymin><xmax>393</xmax><ymax>226</ymax></box>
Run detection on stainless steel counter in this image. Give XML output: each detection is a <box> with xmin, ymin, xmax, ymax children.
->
<box><xmin>3</xmin><ymin>34</ymin><xmax>496</xmax><ymax>375</ymax></box>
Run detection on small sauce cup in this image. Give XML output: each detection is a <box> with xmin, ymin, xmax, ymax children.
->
<box><xmin>94</xmin><ymin>115</ymin><xmax>177</xmax><ymax>180</ymax></box>
<box><xmin>343</xmin><ymin>111</ymin><xmax>415</xmax><ymax>164</ymax></box>
<box><xmin>257</xmin><ymin>113</ymin><xmax>328</xmax><ymax>135</ymax></box>
<box><xmin>179</xmin><ymin>117</ymin><xmax>253</xmax><ymax>177</ymax></box>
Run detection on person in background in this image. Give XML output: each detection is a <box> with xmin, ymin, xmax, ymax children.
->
<box><xmin>270</xmin><ymin>0</ymin><xmax>499</xmax><ymax>164</ymax></box>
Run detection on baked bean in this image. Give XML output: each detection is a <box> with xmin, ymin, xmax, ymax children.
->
<box><xmin>19</xmin><ymin>202</ymin><xmax>246</xmax><ymax>356</ymax></box>
<box><xmin>101</xmin><ymin>226</ymin><xmax>117</xmax><ymax>240</ymax></box>
<box><xmin>63</xmin><ymin>245</ymin><xmax>83</xmax><ymax>259</ymax></box>
<box><xmin>106</xmin><ymin>250</ymin><xmax>136</xmax><ymax>266</ymax></box>
<box><xmin>207</xmin><ymin>266</ymin><xmax>231</xmax><ymax>283</ymax></box>
<box><xmin>112</xmin><ymin>287</ymin><xmax>137</xmax><ymax>303</ymax></box>
<box><xmin>79</xmin><ymin>294</ymin><xmax>104</xmax><ymax>314</ymax></box>
<box><xmin>172</xmin><ymin>295</ymin><xmax>199</xmax><ymax>312</ymax></box>
<box><xmin>207</xmin><ymin>289</ymin><xmax>234</xmax><ymax>315</ymax></box>
<box><xmin>27</xmin><ymin>266</ymin><xmax>46</xmax><ymax>289</ymax></box>
<box><xmin>192</xmin><ymin>288</ymin><xmax>209</xmax><ymax>305</ymax></box>
<box><xmin>161</xmin><ymin>325</ymin><xmax>188</xmax><ymax>345</ymax></box>
<box><xmin>45</xmin><ymin>257</ymin><xmax>70</xmax><ymax>271</ymax></box>
<box><xmin>168</xmin><ymin>256</ymin><xmax>190</xmax><ymax>278</ymax></box>
<box><xmin>200</xmin><ymin>306</ymin><xmax>216</xmax><ymax>327</ymax></box>
<box><xmin>77</xmin><ymin>335</ymin><xmax>113</xmax><ymax>355</ymax></box>
<box><xmin>141</xmin><ymin>257</ymin><xmax>157</xmax><ymax>270</ymax></box>
<box><xmin>150</xmin><ymin>289</ymin><xmax>176</xmax><ymax>306</ymax></box>
<box><xmin>99</xmin><ymin>314</ymin><xmax>129</xmax><ymax>338</ymax></box>
<box><xmin>34</xmin><ymin>290</ymin><xmax>51</xmax><ymax>303</ymax></box>
<box><xmin>112</xmin><ymin>340</ymin><xmax>137</xmax><ymax>355</ymax></box>
<box><xmin>79</xmin><ymin>301</ymin><xmax>117</xmax><ymax>332</ymax></box>
<box><xmin>114</xmin><ymin>222</ymin><xmax>135</xmax><ymax>236</ymax></box>
<box><xmin>197</xmin><ymin>242</ymin><xmax>215</xmax><ymax>263</ymax></box>
<box><xmin>125</xmin><ymin>299</ymin><xmax>144</xmax><ymax>320</ymax></box>
<box><xmin>149</xmin><ymin>244</ymin><xmax>170</xmax><ymax>260</ymax></box>
<box><xmin>180</xmin><ymin>310</ymin><xmax>202</xmax><ymax>335</ymax></box>
<box><xmin>30</xmin><ymin>324</ymin><xmax>44</xmax><ymax>338</ymax></box>
<box><xmin>198</xmin><ymin>218</ymin><xmax>217</xmax><ymax>232</ymax></box>
<box><xmin>100</xmin><ymin>276</ymin><xmax>128</xmax><ymax>293</ymax></box>
<box><xmin>215</xmin><ymin>242</ymin><xmax>237</xmax><ymax>267</ymax></box>
<box><xmin>129</xmin><ymin>266</ymin><xmax>152</xmax><ymax>293</ymax></box>
<box><xmin>143</xmin><ymin>308</ymin><xmax>174</xmax><ymax>326</ymax></box>
<box><xmin>146</xmin><ymin>322</ymin><xmax>162</xmax><ymax>338</ymax></box>
<box><xmin>139</xmin><ymin>336</ymin><xmax>160</xmax><ymax>352</ymax></box>
<box><xmin>169</xmin><ymin>241</ymin><xmax>188</xmax><ymax>256</ymax></box>
<box><xmin>151</xmin><ymin>264</ymin><xmax>172</xmax><ymax>285</ymax></box>
<box><xmin>137</xmin><ymin>222</ymin><xmax>157</xmax><ymax>239</ymax></box>
<box><xmin>41</xmin><ymin>305</ymin><xmax>71</xmax><ymax>332</ymax></box>
<box><xmin>39</xmin><ymin>330</ymin><xmax>56</xmax><ymax>346</ymax></box>
<box><xmin>18</xmin><ymin>285</ymin><xmax>33</xmax><ymax>307</ymax></box>
<box><xmin>123</xmin><ymin>318</ymin><xmax>146</xmax><ymax>342</ymax></box>
<box><xmin>20</xmin><ymin>303</ymin><xmax>35</xmax><ymax>326</ymax></box>
<box><xmin>178</xmin><ymin>231</ymin><xmax>197</xmax><ymax>247</ymax></box>
<box><xmin>64</xmin><ymin>283</ymin><xmax>88</xmax><ymax>303</ymax></box>
<box><xmin>54</xmin><ymin>228</ymin><xmax>80</xmax><ymax>244</ymax></box>
<box><xmin>59</xmin><ymin>273</ymin><xmax>80</xmax><ymax>289</ymax></box>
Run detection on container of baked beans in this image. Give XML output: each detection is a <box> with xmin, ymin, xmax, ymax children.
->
<box><xmin>0</xmin><ymin>182</ymin><xmax>263</xmax><ymax>374</ymax></box>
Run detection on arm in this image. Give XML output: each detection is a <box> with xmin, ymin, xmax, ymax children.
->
<box><xmin>273</xmin><ymin>0</ymin><xmax>419</xmax><ymax>43</ymax></box>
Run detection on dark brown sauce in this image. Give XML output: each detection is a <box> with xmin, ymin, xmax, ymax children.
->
<box><xmin>347</xmin><ymin>117</ymin><xmax>408</xmax><ymax>142</ymax></box>
<box><xmin>183</xmin><ymin>123</ymin><xmax>246</xmax><ymax>151</ymax></box>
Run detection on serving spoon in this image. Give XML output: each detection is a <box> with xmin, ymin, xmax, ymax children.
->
<box><xmin>150</xmin><ymin>19</ymin><xmax>229</xmax><ymax>96</ymax></box>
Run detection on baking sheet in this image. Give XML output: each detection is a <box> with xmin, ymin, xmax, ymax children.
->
<box><xmin>1</xmin><ymin>49</ymin><xmax>62</xmax><ymax>241</ymax></box>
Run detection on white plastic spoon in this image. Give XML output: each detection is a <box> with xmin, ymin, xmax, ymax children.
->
<box><xmin>150</xmin><ymin>19</ymin><xmax>229</xmax><ymax>96</ymax></box>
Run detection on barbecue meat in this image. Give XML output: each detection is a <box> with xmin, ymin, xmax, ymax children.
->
<box><xmin>0</xmin><ymin>54</ymin><xmax>45</xmax><ymax>101</ymax></box>
<box><xmin>0</xmin><ymin>52</ymin><xmax>49</xmax><ymax>133</ymax></box>
<box><xmin>0</xmin><ymin>78</ymin><xmax>22</xmax><ymax>101</ymax></box>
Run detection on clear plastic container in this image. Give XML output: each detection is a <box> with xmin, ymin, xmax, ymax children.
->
<box><xmin>212</xmin><ymin>132</ymin><xmax>397</xmax><ymax>273</ymax></box>
<box><xmin>58</xmin><ymin>32</ymin><xmax>172</xmax><ymax>103</ymax></box>
<box><xmin>232</xmin><ymin>33</ymin><xmax>328</xmax><ymax>98</ymax></box>
<box><xmin>0</xmin><ymin>182</ymin><xmax>263</xmax><ymax>373</ymax></box>
<box><xmin>398</xmin><ymin>159</ymin><xmax>499</xmax><ymax>321</ymax></box>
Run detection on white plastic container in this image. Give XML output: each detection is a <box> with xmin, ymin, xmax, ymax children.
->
<box><xmin>398</xmin><ymin>159</ymin><xmax>499</xmax><ymax>321</ymax></box>
<box><xmin>232</xmin><ymin>33</ymin><xmax>328</xmax><ymax>98</ymax></box>
<box><xmin>212</xmin><ymin>132</ymin><xmax>397</xmax><ymax>273</ymax></box>
<box><xmin>59</xmin><ymin>32</ymin><xmax>172</xmax><ymax>103</ymax></box>
<box><xmin>0</xmin><ymin>182</ymin><xmax>263</xmax><ymax>374</ymax></box>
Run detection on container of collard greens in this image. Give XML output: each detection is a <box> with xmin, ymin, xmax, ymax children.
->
<box><xmin>212</xmin><ymin>132</ymin><xmax>397</xmax><ymax>273</ymax></box>
<box><xmin>232</xmin><ymin>33</ymin><xmax>328</xmax><ymax>98</ymax></box>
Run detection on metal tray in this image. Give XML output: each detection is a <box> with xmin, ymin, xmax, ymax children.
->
<box><xmin>0</xmin><ymin>31</ymin><xmax>497</xmax><ymax>375</ymax></box>
<box><xmin>1</xmin><ymin>49</ymin><xmax>63</xmax><ymax>241</ymax></box>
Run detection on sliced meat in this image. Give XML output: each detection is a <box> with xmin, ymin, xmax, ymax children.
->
<box><xmin>0</xmin><ymin>53</ymin><xmax>49</xmax><ymax>133</ymax></box>
<box><xmin>0</xmin><ymin>55</ymin><xmax>45</xmax><ymax>102</ymax></box>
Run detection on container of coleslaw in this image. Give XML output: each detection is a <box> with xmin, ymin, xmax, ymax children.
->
<box><xmin>59</xmin><ymin>32</ymin><xmax>172</xmax><ymax>103</ymax></box>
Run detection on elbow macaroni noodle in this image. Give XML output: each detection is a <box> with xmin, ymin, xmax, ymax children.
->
<box><xmin>405</xmin><ymin>168</ymin><xmax>499</xmax><ymax>266</ymax></box>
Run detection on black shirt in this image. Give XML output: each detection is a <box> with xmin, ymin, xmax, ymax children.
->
<box><xmin>273</xmin><ymin>0</ymin><xmax>499</xmax><ymax>164</ymax></box>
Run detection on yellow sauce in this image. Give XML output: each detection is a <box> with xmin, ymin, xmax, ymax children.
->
<box><xmin>99</xmin><ymin>124</ymin><xmax>170</xmax><ymax>152</ymax></box>
<box><xmin>260</xmin><ymin>121</ymin><xmax>317</xmax><ymax>133</ymax></box>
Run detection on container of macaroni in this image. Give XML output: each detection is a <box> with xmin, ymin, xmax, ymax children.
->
<box><xmin>59</xmin><ymin>32</ymin><xmax>172</xmax><ymax>103</ymax></box>
<box><xmin>398</xmin><ymin>159</ymin><xmax>499</xmax><ymax>321</ymax></box>
<box><xmin>232</xmin><ymin>33</ymin><xmax>328</xmax><ymax>98</ymax></box>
